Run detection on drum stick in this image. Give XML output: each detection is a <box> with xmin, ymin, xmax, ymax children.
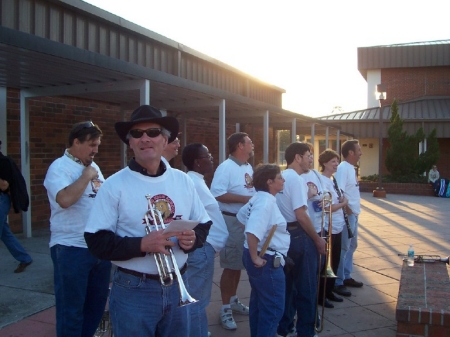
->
<box><xmin>259</xmin><ymin>224</ymin><xmax>277</xmax><ymax>257</ymax></box>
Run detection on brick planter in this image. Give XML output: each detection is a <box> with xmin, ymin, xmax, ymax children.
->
<box><xmin>396</xmin><ymin>262</ymin><xmax>450</xmax><ymax>336</ymax></box>
<box><xmin>359</xmin><ymin>182</ymin><xmax>435</xmax><ymax>196</ymax></box>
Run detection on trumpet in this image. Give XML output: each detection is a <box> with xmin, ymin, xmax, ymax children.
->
<box><xmin>315</xmin><ymin>192</ymin><xmax>337</xmax><ymax>333</ymax></box>
<box><xmin>397</xmin><ymin>254</ymin><xmax>449</xmax><ymax>264</ymax></box>
<box><xmin>144</xmin><ymin>194</ymin><xmax>198</xmax><ymax>306</ymax></box>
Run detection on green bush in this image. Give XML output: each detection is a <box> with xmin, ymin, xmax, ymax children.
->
<box><xmin>385</xmin><ymin>99</ymin><xmax>439</xmax><ymax>179</ymax></box>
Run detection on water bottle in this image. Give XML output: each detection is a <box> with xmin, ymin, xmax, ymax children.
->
<box><xmin>407</xmin><ymin>244</ymin><xmax>414</xmax><ymax>266</ymax></box>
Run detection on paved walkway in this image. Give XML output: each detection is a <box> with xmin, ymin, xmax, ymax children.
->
<box><xmin>1</xmin><ymin>192</ymin><xmax>449</xmax><ymax>337</ymax></box>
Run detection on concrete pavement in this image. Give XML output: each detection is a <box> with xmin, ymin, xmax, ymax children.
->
<box><xmin>1</xmin><ymin>192</ymin><xmax>450</xmax><ymax>337</ymax></box>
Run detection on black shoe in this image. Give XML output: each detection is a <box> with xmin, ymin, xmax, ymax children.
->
<box><xmin>327</xmin><ymin>292</ymin><xmax>343</xmax><ymax>302</ymax></box>
<box><xmin>321</xmin><ymin>299</ymin><xmax>334</xmax><ymax>308</ymax></box>
<box><xmin>333</xmin><ymin>285</ymin><xmax>351</xmax><ymax>297</ymax></box>
<box><xmin>344</xmin><ymin>278</ymin><xmax>364</xmax><ymax>288</ymax></box>
<box><xmin>14</xmin><ymin>260</ymin><xmax>33</xmax><ymax>273</ymax></box>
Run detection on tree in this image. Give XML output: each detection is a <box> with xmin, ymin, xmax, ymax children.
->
<box><xmin>385</xmin><ymin>99</ymin><xmax>440</xmax><ymax>180</ymax></box>
<box><xmin>385</xmin><ymin>99</ymin><xmax>417</xmax><ymax>178</ymax></box>
<box><xmin>415</xmin><ymin>128</ymin><xmax>440</xmax><ymax>174</ymax></box>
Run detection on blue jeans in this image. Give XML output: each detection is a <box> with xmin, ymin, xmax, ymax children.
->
<box><xmin>185</xmin><ymin>242</ymin><xmax>215</xmax><ymax>337</ymax></box>
<box><xmin>278</xmin><ymin>227</ymin><xmax>318</xmax><ymax>337</ymax></box>
<box><xmin>0</xmin><ymin>193</ymin><xmax>32</xmax><ymax>264</ymax></box>
<box><xmin>51</xmin><ymin>244</ymin><xmax>111</xmax><ymax>337</ymax></box>
<box><xmin>243</xmin><ymin>248</ymin><xmax>285</xmax><ymax>337</ymax></box>
<box><xmin>336</xmin><ymin>214</ymin><xmax>358</xmax><ymax>286</ymax></box>
<box><xmin>110</xmin><ymin>268</ymin><xmax>189</xmax><ymax>337</ymax></box>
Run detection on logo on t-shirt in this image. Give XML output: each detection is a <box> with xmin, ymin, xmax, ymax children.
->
<box><xmin>306</xmin><ymin>181</ymin><xmax>322</xmax><ymax>196</ymax></box>
<box><xmin>244</xmin><ymin>173</ymin><xmax>254</xmax><ymax>189</ymax></box>
<box><xmin>88</xmin><ymin>178</ymin><xmax>102</xmax><ymax>198</ymax></box>
<box><xmin>143</xmin><ymin>194</ymin><xmax>179</xmax><ymax>226</ymax></box>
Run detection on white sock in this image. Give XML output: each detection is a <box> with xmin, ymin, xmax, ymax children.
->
<box><xmin>221</xmin><ymin>304</ymin><xmax>231</xmax><ymax>313</ymax></box>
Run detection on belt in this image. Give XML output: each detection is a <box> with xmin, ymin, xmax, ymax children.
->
<box><xmin>287</xmin><ymin>221</ymin><xmax>299</xmax><ymax>231</ymax></box>
<box><xmin>117</xmin><ymin>263</ymin><xmax>187</xmax><ymax>281</ymax></box>
<box><xmin>221</xmin><ymin>211</ymin><xmax>237</xmax><ymax>217</ymax></box>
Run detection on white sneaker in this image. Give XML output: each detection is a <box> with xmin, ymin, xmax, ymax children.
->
<box><xmin>230</xmin><ymin>298</ymin><xmax>249</xmax><ymax>315</ymax></box>
<box><xmin>220</xmin><ymin>309</ymin><xmax>237</xmax><ymax>330</ymax></box>
<box><xmin>207</xmin><ymin>332</ymin><xmax>211</xmax><ymax>337</ymax></box>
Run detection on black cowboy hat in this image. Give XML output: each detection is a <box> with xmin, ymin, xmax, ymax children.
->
<box><xmin>114</xmin><ymin>105</ymin><xmax>179</xmax><ymax>144</ymax></box>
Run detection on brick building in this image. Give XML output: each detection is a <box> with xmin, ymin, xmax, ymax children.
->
<box><xmin>320</xmin><ymin>40</ymin><xmax>450</xmax><ymax>179</ymax></box>
<box><xmin>1</xmin><ymin>0</ymin><xmax>346</xmax><ymax>234</ymax></box>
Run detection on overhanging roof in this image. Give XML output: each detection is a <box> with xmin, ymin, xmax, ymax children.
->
<box><xmin>0</xmin><ymin>0</ymin><xmax>350</xmax><ymax>138</ymax></box>
<box><xmin>318</xmin><ymin>97</ymin><xmax>450</xmax><ymax>138</ymax></box>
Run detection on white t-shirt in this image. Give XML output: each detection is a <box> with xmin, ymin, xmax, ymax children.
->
<box><xmin>335</xmin><ymin>161</ymin><xmax>360</xmax><ymax>215</ymax></box>
<box><xmin>210</xmin><ymin>157</ymin><xmax>255</xmax><ymax>213</ymax></box>
<box><xmin>85</xmin><ymin>166</ymin><xmax>211</xmax><ymax>274</ymax></box>
<box><xmin>301</xmin><ymin>169</ymin><xmax>326</xmax><ymax>233</ymax></box>
<box><xmin>321</xmin><ymin>175</ymin><xmax>345</xmax><ymax>234</ymax></box>
<box><xmin>161</xmin><ymin>156</ymin><xmax>170</xmax><ymax>167</ymax></box>
<box><xmin>44</xmin><ymin>154</ymin><xmax>104</xmax><ymax>248</ymax></box>
<box><xmin>276</xmin><ymin>168</ymin><xmax>308</xmax><ymax>223</ymax></box>
<box><xmin>187</xmin><ymin>171</ymin><xmax>228</xmax><ymax>253</ymax></box>
<box><xmin>237</xmin><ymin>191</ymin><xmax>289</xmax><ymax>256</ymax></box>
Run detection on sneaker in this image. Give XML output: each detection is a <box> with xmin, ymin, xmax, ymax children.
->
<box><xmin>333</xmin><ymin>285</ymin><xmax>351</xmax><ymax>297</ymax></box>
<box><xmin>343</xmin><ymin>278</ymin><xmax>364</xmax><ymax>287</ymax></box>
<box><xmin>220</xmin><ymin>309</ymin><xmax>237</xmax><ymax>330</ymax></box>
<box><xmin>230</xmin><ymin>298</ymin><xmax>249</xmax><ymax>315</ymax></box>
<box><xmin>207</xmin><ymin>332</ymin><xmax>211</xmax><ymax>337</ymax></box>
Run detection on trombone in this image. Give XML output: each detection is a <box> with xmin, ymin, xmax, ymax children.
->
<box><xmin>315</xmin><ymin>192</ymin><xmax>337</xmax><ymax>333</ymax></box>
<box><xmin>144</xmin><ymin>194</ymin><xmax>198</xmax><ymax>307</ymax></box>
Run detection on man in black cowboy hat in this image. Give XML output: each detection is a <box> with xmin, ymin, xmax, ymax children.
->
<box><xmin>84</xmin><ymin>105</ymin><xmax>212</xmax><ymax>337</ymax></box>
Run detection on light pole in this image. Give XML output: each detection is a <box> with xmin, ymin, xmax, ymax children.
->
<box><xmin>373</xmin><ymin>84</ymin><xmax>387</xmax><ymax>198</ymax></box>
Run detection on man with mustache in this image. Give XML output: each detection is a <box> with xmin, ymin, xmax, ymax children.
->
<box><xmin>44</xmin><ymin>121</ymin><xmax>111</xmax><ymax>337</ymax></box>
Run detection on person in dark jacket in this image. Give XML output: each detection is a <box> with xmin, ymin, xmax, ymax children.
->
<box><xmin>0</xmin><ymin>140</ymin><xmax>33</xmax><ymax>273</ymax></box>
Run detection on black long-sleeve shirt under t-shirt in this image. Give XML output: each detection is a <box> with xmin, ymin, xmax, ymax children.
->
<box><xmin>84</xmin><ymin>158</ymin><xmax>212</xmax><ymax>261</ymax></box>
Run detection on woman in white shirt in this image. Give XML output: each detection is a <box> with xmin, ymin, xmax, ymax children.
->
<box><xmin>318</xmin><ymin>149</ymin><xmax>348</xmax><ymax>308</ymax></box>
<box><xmin>237</xmin><ymin>164</ymin><xmax>289</xmax><ymax>337</ymax></box>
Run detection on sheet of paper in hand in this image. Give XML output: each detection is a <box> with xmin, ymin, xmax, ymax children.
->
<box><xmin>162</xmin><ymin>220</ymin><xmax>199</xmax><ymax>234</ymax></box>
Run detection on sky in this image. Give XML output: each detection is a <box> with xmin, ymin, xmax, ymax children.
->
<box><xmin>84</xmin><ymin>0</ymin><xmax>450</xmax><ymax>117</ymax></box>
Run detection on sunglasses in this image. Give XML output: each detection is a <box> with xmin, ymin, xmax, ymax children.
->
<box><xmin>129</xmin><ymin>128</ymin><xmax>163</xmax><ymax>139</ymax></box>
<box><xmin>73</xmin><ymin>121</ymin><xmax>96</xmax><ymax>136</ymax></box>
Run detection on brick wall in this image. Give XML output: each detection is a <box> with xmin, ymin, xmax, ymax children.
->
<box><xmin>4</xmin><ymin>88</ymin><xmax>276</xmax><ymax>233</ymax></box>
<box><xmin>359</xmin><ymin>182</ymin><xmax>435</xmax><ymax>196</ymax></box>
<box><xmin>382</xmin><ymin>66</ymin><xmax>450</xmax><ymax>106</ymax></box>
<box><xmin>436</xmin><ymin>138</ymin><xmax>450</xmax><ymax>181</ymax></box>
<box><xmin>396</xmin><ymin>262</ymin><xmax>450</xmax><ymax>337</ymax></box>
